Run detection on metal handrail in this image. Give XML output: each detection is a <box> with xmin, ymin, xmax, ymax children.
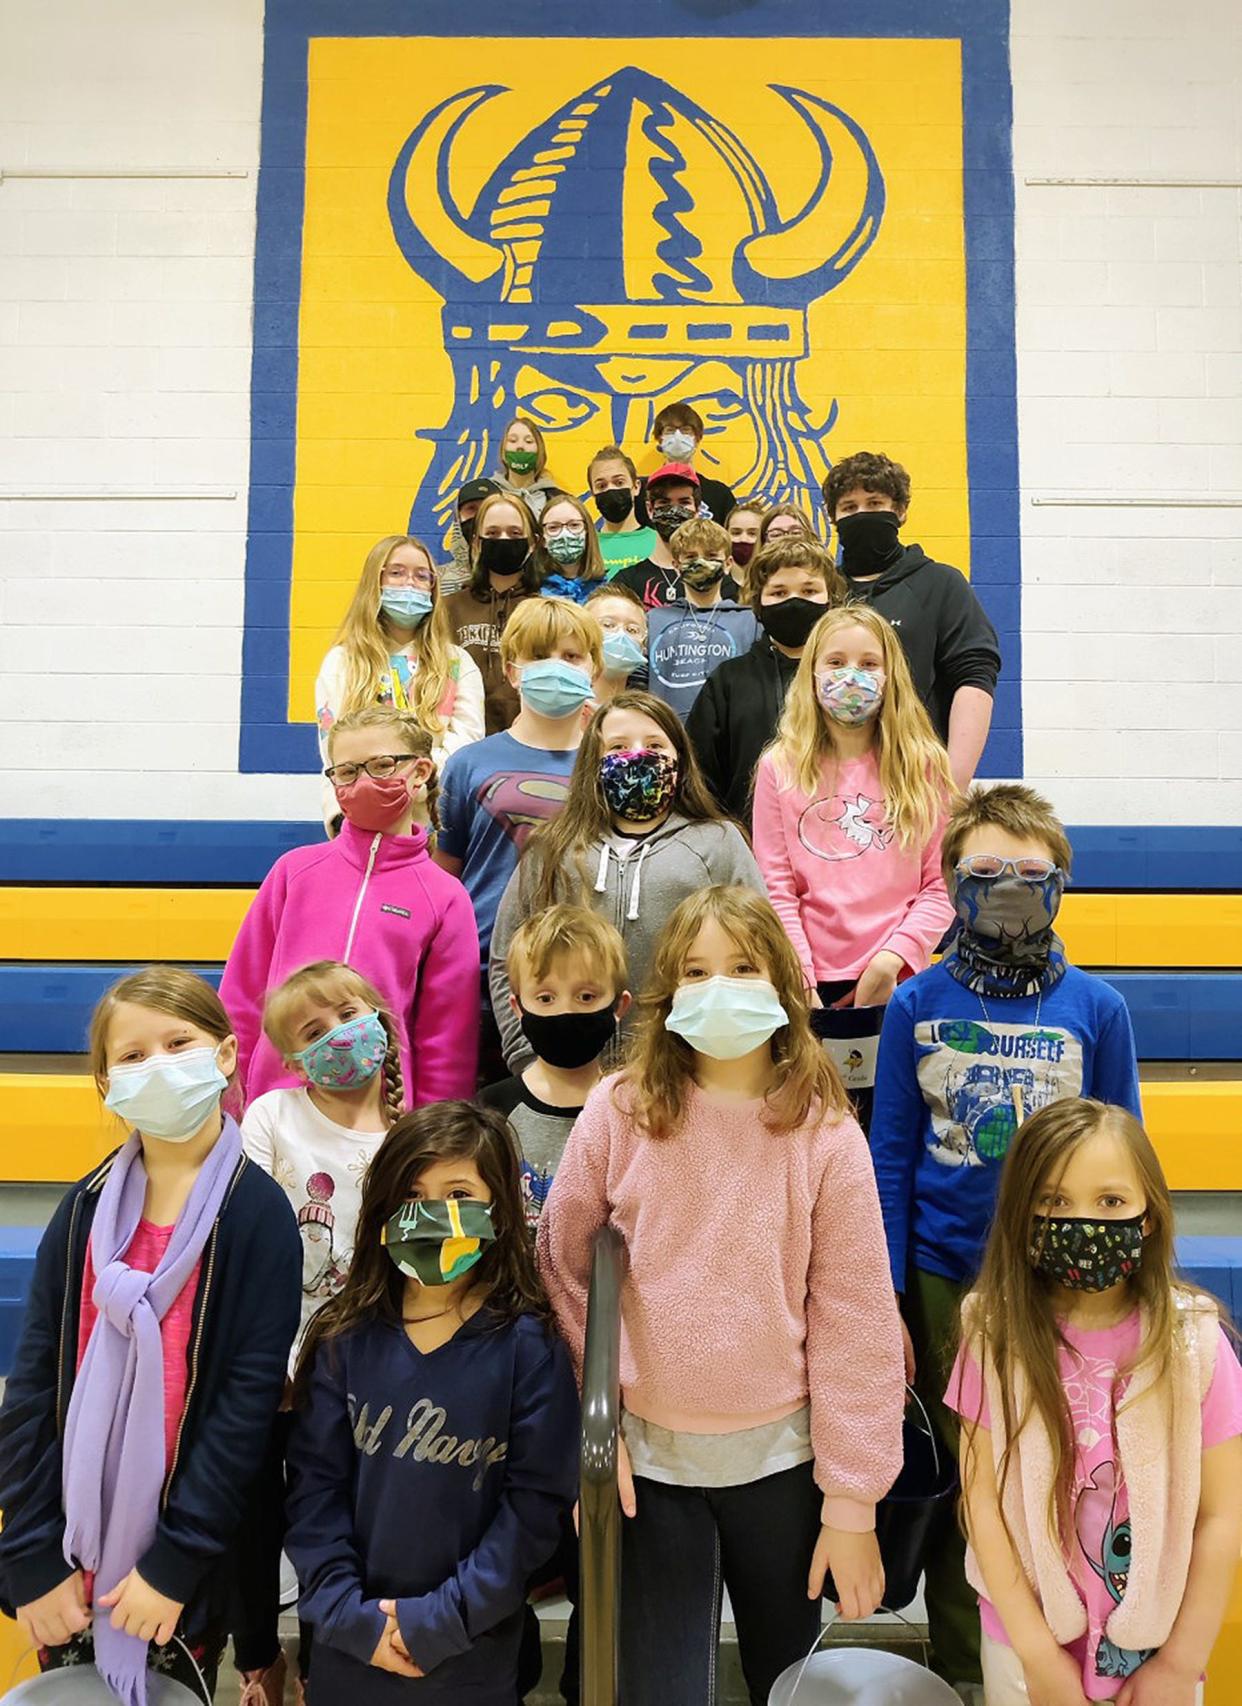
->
<box><xmin>579</xmin><ymin>1224</ymin><xmax>624</xmax><ymax>1706</ymax></box>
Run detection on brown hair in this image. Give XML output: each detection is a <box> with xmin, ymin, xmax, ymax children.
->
<box><xmin>507</xmin><ymin>905</ymin><xmax>628</xmax><ymax>1001</ymax></box>
<box><xmin>262</xmin><ymin>961</ymin><xmax>406</xmax><ymax>1128</ymax></box>
<box><xmin>669</xmin><ymin>516</ymin><xmax>730</xmax><ymax>561</ymax></box>
<box><xmin>499</xmin><ymin>414</ymin><xmax>551</xmax><ymax>479</ymax></box>
<box><xmin>90</xmin><ymin>966</ymin><xmax>236</xmax><ymax>1091</ymax></box>
<box><xmin>725</xmin><ymin>500</ymin><xmax>767</xmax><ymax>529</ymax></box>
<box><xmin>585</xmin><ymin>582</ymin><xmax>645</xmax><ymax>616</ymax></box>
<box><xmin>758</xmin><ymin>503</ymin><xmax>816</xmax><ymax>546</ymax></box>
<box><xmin>653</xmin><ymin>401</ymin><xmax>704</xmax><ymax>440</ymax></box>
<box><xmin>587</xmin><ymin>444</ymin><xmax>638</xmax><ymax>485</ymax></box>
<box><xmin>822</xmin><ymin>451</ymin><xmax>912</xmax><ymax>520</ymax></box>
<box><xmin>534</xmin><ymin>493</ymin><xmax>607</xmax><ymax>586</ymax></box>
<box><xmin>327</xmin><ymin>707</ymin><xmax>440</xmax><ymax>831</ymax></box>
<box><xmin>748</xmin><ymin>538</ymin><xmax>845</xmax><ymax>609</ymax></box>
<box><xmin>498</xmin><ymin>595</ymin><xmax>603</xmax><ymax>675</ymax></box>
<box><xmin>467</xmin><ymin>491</ymin><xmax>541</xmax><ymax>598</ymax></box>
<box><xmin>941</xmin><ymin>783</ymin><xmax>1073</xmax><ymax>882</ymax></box>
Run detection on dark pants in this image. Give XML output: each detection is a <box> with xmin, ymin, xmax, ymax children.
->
<box><xmin>904</xmin><ymin>1265</ymin><xmax>981</xmax><ymax>1687</ymax></box>
<box><xmin>229</xmin><ymin>1411</ymin><xmax>313</xmax><ymax>1677</ymax></box>
<box><xmin>516</xmin><ymin>1516</ymin><xmax>579</xmax><ymax>1703</ymax></box>
<box><xmin>619</xmin><ymin>1462</ymin><xmax>822</xmax><ymax>1706</ymax></box>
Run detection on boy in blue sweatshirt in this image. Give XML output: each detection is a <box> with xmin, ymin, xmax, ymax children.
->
<box><xmin>869</xmin><ymin>782</ymin><xmax>1140</xmax><ymax>1694</ymax></box>
<box><xmin>646</xmin><ymin>516</ymin><xmax>756</xmax><ymax>719</ymax></box>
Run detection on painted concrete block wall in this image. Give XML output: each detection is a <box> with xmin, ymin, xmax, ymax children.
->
<box><xmin>0</xmin><ymin>0</ymin><xmax>1239</xmax><ymax>825</ymax></box>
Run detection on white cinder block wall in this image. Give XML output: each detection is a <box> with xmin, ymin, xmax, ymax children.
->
<box><xmin>0</xmin><ymin>0</ymin><xmax>1239</xmax><ymax>825</ymax></box>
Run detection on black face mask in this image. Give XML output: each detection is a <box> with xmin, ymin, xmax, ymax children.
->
<box><xmin>757</xmin><ymin>596</ymin><xmax>826</xmax><ymax>650</ymax></box>
<box><xmin>1029</xmin><ymin>1214</ymin><xmax>1146</xmax><ymax>1292</ymax></box>
<box><xmin>835</xmin><ymin>509</ymin><xmax>902</xmax><ymax>577</ymax></box>
<box><xmin>478</xmin><ymin>536</ymin><xmax>530</xmax><ymax>578</ymax></box>
<box><xmin>595</xmin><ymin>488</ymin><xmax>635</xmax><ymax>524</ymax></box>
<box><xmin>459</xmin><ymin>517</ymin><xmax>477</xmax><ymax>548</ymax></box>
<box><xmin>519</xmin><ymin>1004</ymin><xmax>618</xmax><ymax>1071</ymax></box>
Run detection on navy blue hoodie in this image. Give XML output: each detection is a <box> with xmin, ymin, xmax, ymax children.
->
<box><xmin>286</xmin><ymin>1309</ymin><xmax>578</xmax><ymax>1703</ymax></box>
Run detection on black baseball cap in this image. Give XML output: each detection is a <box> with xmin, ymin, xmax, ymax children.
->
<box><xmin>457</xmin><ymin>478</ymin><xmax>501</xmax><ymax>510</ymax></box>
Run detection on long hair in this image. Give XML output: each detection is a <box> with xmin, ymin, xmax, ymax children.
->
<box><xmin>533</xmin><ymin>492</ymin><xmax>607</xmax><ymax>585</ymax></box>
<box><xmin>333</xmin><ymin>536</ymin><xmax>457</xmax><ymax>738</ymax></box>
<box><xmin>963</xmin><ymin>1098</ymin><xmax>1204</xmax><ymax>1548</ymax></box>
<box><xmin>327</xmin><ymin>707</ymin><xmax>440</xmax><ymax>831</ymax></box>
<box><xmin>467</xmin><ymin>491</ymin><xmax>541</xmax><ymax>598</ymax></box>
<box><xmin>261</xmin><ymin>960</ymin><xmax>406</xmax><ymax>1128</ymax></box>
<box><xmin>294</xmin><ymin>1101</ymin><xmax>551</xmax><ymax>1398</ymax></box>
<box><xmin>499</xmin><ymin>414</ymin><xmax>551</xmax><ymax>479</ymax></box>
<box><xmin>622</xmin><ymin>885</ymin><xmax>846</xmax><ymax>1139</ymax></box>
<box><xmin>518</xmin><ymin>691</ymin><xmax>729</xmax><ymax>913</ymax></box>
<box><xmin>765</xmin><ymin>604</ymin><xmax>954</xmax><ymax>848</ymax></box>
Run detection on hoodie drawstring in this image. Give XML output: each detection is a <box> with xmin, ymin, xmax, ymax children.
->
<box><xmin>594</xmin><ymin>841</ymin><xmax>611</xmax><ymax>895</ymax></box>
<box><xmin>343</xmin><ymin>833</ymin><xmax>382</xmax><ymax>964</ymax></box>
<box><xmin>627</xmin><ymin>842</ymin><xmax>650</xmax><ymax>921</ymax></box>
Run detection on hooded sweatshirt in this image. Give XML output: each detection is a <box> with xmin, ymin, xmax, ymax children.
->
<box><xmin>646</xmin><ymin>598</ymin><xmax>759</xmax><ymax>719</ymax></box>
<box><xmin>841</xmin><ymin>543</ymin><xmax>1000</xmax><ymax>741</ymax></box>
<box><xmin>490</xmin><ymin>468</ymin><xmax>563</xmax><ymax>521</ymax></box>
<box><xmin>444</xmin><ymin>581</ymin><xmax>538</xmax><ymax>734</ymax></box>
<box><xmin>684</xmin><ymin>634</ymin><xmax>800</xmax><ymax>823</ymax></box>
<box><xmin>218</xmin><ymin>818</ymin><xmax>479</xmax><ymax>1108</ymax></box>
<box><xmin>489</xmin><ymin>812</ymin><xmax>766</xmax><ymax>1072</ymax></box>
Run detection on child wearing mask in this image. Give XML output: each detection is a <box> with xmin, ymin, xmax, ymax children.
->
<box><xmin>610</xmin><ymin>464</ymin><xmax>741</xmax><ymax>610</ymax></box>
<box><xmin>585</xmin><ymin>584</ymin><xmax>649</xmax><ymax>702</ymax></box>
<box><xmin>539</xmin><ymin>885</ymin><xmax>905</xmax><ymax>1706</ymax></box>
<box><xmin>481</xmin><ymin>906</ymin><xmax>630</xmax><ymax>1229</ymax></box>
<box><xmin>220</xmin><ymin>708</ymin><xmax>478</xmax><ymax>1109</ymax></box>
<box><xmin>444</xmin><ymin>492</ymin><xmax>542</xmax><ymax>733</ymax></box>
<box><xmin>760</xmin><ymin>503</ymin><xmax>817</xmax><ymax>547</ymax></box>
<box><xmin>491</xmin><ymin>415</ymin><xmax>563</xmax><ymax>521</ymax></box>
<box><xmin>948</xmin><ymin>1098</ymin><xmax>1242</xmax><ymax>1706</ymax></box>
<box><xmin>753</xmin><ymin>604</ymin><xmax>955</xmax><ymax>1131</ymax></box>
<box><xmin>725</xmin><ymin>501</ymin><xmax>766</xmax><ymax>595</ymax></box>
<box><xmin>869</xmin><ymin>783</ymin><xmax>1141</xmax><ymax>1694</ymax></box>
<box><xmin>822</xmin><ymin>451</ymin><xmax>1000</xmax><ymax>790</ymax></box>
<box><xmin>315</xmin><ymin>533</ymin><xmax>484</xmax><ymax>831</ymax></box>
<box><xmin>439</xmin><ymin>477</ymin><xmax>501</xmax><ymax>595</ymax></box>
<box><xmin>588</xmin><ymin>446</ymin><xmax>658</xmax><ymax>576</ymax></box>
<box><xmin>686</xmin><ymin>537</ymin><xmax>843</xmax><ymax>824</ymax></box>
<box><xmin>0</xmin><ymin>968</ymin><xmax>300</xmax><ymax>1703</ymax></box>
<box><xmin>645</xmin><ymin>401</ymin><xmax>736</xmax><ymax>524</ymax></box>
<box><xmin>647</xmin><ymin>517</ymin><xmax>758</xmax><ymax>720</ymax></box>
<box><xmin>535</xmin><ymin>493</ymin><xmax>609</xmax><ymax>604</ymax></box>
<box><xmin>489</xmin><ymin>690</ymin><xmax>764</xmax><ymax>1072</ymax></box>
<box><xmin>286</xmin><ymin>1102</ymin><xmax>579</xmax><ymax>1706</ymax></box>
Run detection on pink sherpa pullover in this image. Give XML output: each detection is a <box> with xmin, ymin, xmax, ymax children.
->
<box><xmin>752</xmin><ymin>750</ymin><xmax>953</xmax><ymax>986</ymax></box>
<box><xmin>219</xmin><ymin>818</ymin><xmax>479</xmax><ymax>1108</ymax></box>
<box><xmin>537</xmin><ymin>1073</ymin><xmax>905</xmax><ymax>1531</ymax></box>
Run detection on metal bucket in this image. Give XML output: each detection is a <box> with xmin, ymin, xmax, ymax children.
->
<box><xmin>769</xmin><ymin>1616</ymin><xmax>962</xmax><ymax>1706</ymax></box>
<box><xmin>2</xmin><ymin>1667</ymin><xmax>205</xmax><ymax>1705</ymax></box>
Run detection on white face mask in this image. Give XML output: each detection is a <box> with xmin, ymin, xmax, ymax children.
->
<box><xmin>104</xmin><ymin>1046</ymin><xmax>228</xmax><ymax>1141</ymax></box>
<box><xmin>664</xmin><ymin>976</ymin><xmax>788</xmax><ymax>1061</ymax></box>
<box><xmin>659</xmin><ymin>430</ymin><xmax>698</xmax><ymax>462</ymax></box>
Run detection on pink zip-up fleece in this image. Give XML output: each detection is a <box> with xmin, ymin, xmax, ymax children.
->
<box><xmin>752</xmin><ymin>750</ymin><xmax>954</xmax><ymax>986</ymax></box>
<box><xmin>537</xmin><ymin>1073</ymin><xmax>905</xmax><ymax>1531</ymax></box>
<box><xmin>219</xmin><ymin>818</ymin><xmax>479</xmax><ymax>1108</ymax></box>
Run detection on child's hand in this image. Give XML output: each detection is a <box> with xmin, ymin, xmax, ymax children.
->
<box><xmin>899</xmin><ymin>1312</ymin><xmax>916</xmax><ymax>1384</ymax></box>
<box><xmin>98</xmin><ymin>1569</ymin><xmax>182</xmax><ymax>1646</ymax></box>
<box><xmin>1117</xmin><ymin>1654</ymin><xmax>1200</xmax><ymax>1706</ymax></box>
<box><xmin>617</xmin><ymin>1433</ymin><xmax>637</xmax><ymax>1518</ymax></box>
<box><xmin>1021</xmin><ymin>1637</ymin><xmax>1091</xmax><ymax>1706</ymax></box>
<box><xmin>853</xmin><ymin>951</ymin><xmax>904</xmax><ymax>1009</ymax></box>
<box><xmin>16</xmin><ymin>1570</ymin><xmax>91</xmax><ymax>1647</ymax></box>
<box><xmin>373</xmin><ymin>1602</ymin><xmax>423</xmax><ymax>1677</ymax></box>
<box><xmin>807</xmin><ymin>1526</ymin><xmax>883</xmax><ymax>1620</ymax></box>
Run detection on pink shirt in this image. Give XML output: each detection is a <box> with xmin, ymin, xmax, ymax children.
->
<box><xmin>752</xmin><ymin>750</ymin><xmax>953</xmax><ymax>985</ymax></box>
<box><xmin>947</xmin><ymin>1313</ymin><xmax>1242</xmax><ymax>1699</ymax></box>
<box><xmin>79</xmin><ymin>1221</ymin><xmax>201</xmax><ymax>1471</ymax></box>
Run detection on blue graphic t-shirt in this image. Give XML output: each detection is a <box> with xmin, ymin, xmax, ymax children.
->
<box><xmin>438</xmin><ymin>732</ymin><xmax>576</xmax><ymax>962</ymax></box>
<box><xmin>646</xmin><ymin>600</ymin><xmax>759</xmax><ymax>718</ymax></box>
<box><xmin>869</xmin><ymin>962</ymin><xmax>1141</xmax><ymax>1288</ymax></box>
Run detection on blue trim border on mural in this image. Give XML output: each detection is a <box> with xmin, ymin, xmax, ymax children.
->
<box><xmin>241</xmin><ymin>0</ymin><xmax>1020</xmax><ymax>775</ymax></box>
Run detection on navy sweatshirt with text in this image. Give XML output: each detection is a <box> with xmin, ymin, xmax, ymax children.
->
<box><xmin>286</xmin><ymin>1308</ymin><xmax>578</xmax><ymax>1703</ymax></box>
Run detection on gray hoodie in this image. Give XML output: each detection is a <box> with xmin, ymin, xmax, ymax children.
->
<box><xmin>488</xmin><ymin>812</ymin><xmax>767</xmax><ymax>1071</ymax></box>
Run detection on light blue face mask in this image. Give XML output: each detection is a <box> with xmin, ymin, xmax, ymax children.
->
<box><xmin>519</xmin><ymin>657</ymin><xmax>594</xmax><ymax>719</ymax></box>
<box><xmin>601</xmin><ymin>628</ymin><xmax>646</xmax><ymax>677</ymax></box>
<box><xmin>104</xmin><ymin>1046</ymin><xmax>228</xmax><ymax>1142</ymax></box>
<box><xmin>380</xmin><ymin>587</ymin><xmax>433</xmax><ymax>628</ymax></box>
<box><xmin>665</xmin><ymin>976</ymin><xmax>788</xmax><ymax>1061</ymax></box>
<box><xmin>659</xmin><ymin>430</ymin><xmax>697</xmax><ymax>461</ymax></box>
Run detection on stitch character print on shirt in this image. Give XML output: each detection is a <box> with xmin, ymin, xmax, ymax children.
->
<box><xmin>797</xmin><ymin>791</ymin><xmax>893</xmax><ymax>861</ymax></box>
<box><xmin>477</xmin><ymin>771</ymin><xmax>572</xmax><ymax>849</ymax></box>
<box><xmin>914</xmin><ymin>1018</ymin><xmax>1084</xmax><ymax>1168</ymax></box>
<box><xmin>1074</xmin><ymin>1461</ymin><xmax>1152</xmax><ymax>1681</ymax></box>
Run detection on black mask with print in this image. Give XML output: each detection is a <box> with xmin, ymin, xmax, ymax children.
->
<box><xmin>1029</xmin><ymin>1214</ymin><xmax>1145</xmax><ymax>1292</ymax></box>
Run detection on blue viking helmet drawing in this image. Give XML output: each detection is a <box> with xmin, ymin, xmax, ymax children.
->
<box><xmin>388</xmin><ymin>67</ymin><xmax>885</xmax><ymax>548</ymax></box>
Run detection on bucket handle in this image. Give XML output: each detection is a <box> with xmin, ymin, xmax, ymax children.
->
<box><xmin>784</xmin><ymin>1604</ymin><xmax>931</xmax><ymax>1703</ymax></box>
<box><xmin>902</xmin><ymin>1382</ymin><xmax>942</xmax><ymax>1485</ymax></box>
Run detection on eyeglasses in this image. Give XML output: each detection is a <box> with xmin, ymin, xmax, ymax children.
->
<box><xmin>542</xmin><ymin>520</ymin><xmax>585</xmax><ymax>539</ymax></box>
<box><xmin>956</xmin><ymin>855</ymin><xmax>1060</xmax><ymax>881</ymax></box>
<box><xmin>324</xmin><ymin>754</ymin><xmax>416</xmax><ymax>786</ymax></box>
<box><xmin>381</xmin><ymin>566</ymin><xmax>436</xmax><ymax>590</ymax></box>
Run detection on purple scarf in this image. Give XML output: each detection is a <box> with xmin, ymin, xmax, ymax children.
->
<box><xmin>62</xmin><ymin>1118</ymin><xmax>241</xmax><ymax>1706</ymax></box>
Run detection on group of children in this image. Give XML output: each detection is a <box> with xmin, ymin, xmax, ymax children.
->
<box><xmin>0</xmin><ymin>417</ymin><xmax>1238</xmax><ymax>1706</ymax></box>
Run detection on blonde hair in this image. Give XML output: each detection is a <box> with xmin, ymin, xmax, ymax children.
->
<box><xmin>506</xmin><ymin>905</ymin><xmax>628</xmax><ymax>1001</ymax></box>
<box><xmin>766</xmin><ymin>604</ymin><xmax>954</xmax><ymax>848</ymax></box>
<box><xmin>262</xmin><ymin>960</ymin><xmax>405</xmax><ymax>1127</ymax></box>
<box><xmin>622</xmin><ymin>886</ymin><xmax>846</xmax><ymax>1140</ymax></box>
<box><xmin>942</xmin><ymin>782</ymin><xmax>1073</xmax><ymax>880</ymax></box>
<box><xmin>669</xmin><ymin>516</ymin><xmax>730</xmax><ymax>561</ymax></box>
<box><xmin>90</xmin><ymin>967</ymin><xmax>235</xmax><ymax>1091</ymax></box>
<box><xmin>536</xmin><ymin>493</ymin><xmax>607</xmax><ymax>585</ymax></box>
<box><xmin>327</xmin><ymin>707</ymin><xmax>440</xmax><ymax>830</ymax></box>
<box><xmin>333</xmin><ymin>536</ymin><xmax>457</xmax><ymax>738</ymax></box>
<box><xmin>499</xmin><ymin>595</ymin><xmax>603</xmax><ymax>674</ymax></box>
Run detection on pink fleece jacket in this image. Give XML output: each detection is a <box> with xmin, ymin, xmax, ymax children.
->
<box><xmin>537</xmin><ymin>1073</ymin><xmax>905</xmax><ymax>1531</ymax></box>
<box><xmin>752</xmin><ymin>750</ymin><xmax>954</xmax><ymax>986</ymax></box>
<box><xmin>219</xmin><ymin>819</ymin><xmax>479</xmax><ymax>1108</ymax></box>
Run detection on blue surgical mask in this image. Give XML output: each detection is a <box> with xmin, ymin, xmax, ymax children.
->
<box><xmin>519</xmin><ymin>657</ymin><xmax>594</xmax><ymax>719</ymax></box>
<box><xmin>659</xmin><ymin>430</ymin><xmax>697</xmax><ymax>461</ymax></box>
<box><xmin>104</xmin><ymin>1046</ymin><xmax>228</xmax><ymax>1142</ymax></box>
<box><xmin>601</xmin><ymin>628</ymin><xmax>646</xmax><ymax>677</ymax></box>
<box><xmin>665</xmin><ymin>976</ymin><xmax>788</xmax><ymax>1061</ymax></box>
<box><xmin>293</xmin><ymin>1011</ymin><xmax>388</xmax><ymax>1090</ymax></box>
<box><xmin>545</xmin><ymin>528</ymin><xmax>587</xmax><ymax>565</ymax></box>
<box><xmin>380</xmin><ymin>588</ymin><xmax>433</xmax><ymax>628</ymax></box>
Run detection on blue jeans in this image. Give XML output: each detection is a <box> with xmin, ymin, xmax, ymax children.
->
<box><xmin>620</xmin><ymin>1461</ymin><xmax>823</xmax><ymax>1706</ymax></box>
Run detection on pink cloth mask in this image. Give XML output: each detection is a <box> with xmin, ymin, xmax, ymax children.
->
<box><xmin>334</xmin><ymin>770</ymin><xmax>412</xmax><ymax>831</ymax></box>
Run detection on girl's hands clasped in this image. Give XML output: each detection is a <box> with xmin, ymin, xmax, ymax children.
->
<box><xmin>15</xmin><ymin>1570</ymin><xmax>91</xmax><ymax>1648</ymax></box>
<box><xmin>1019</xmin><ymin>1637</ymin><xmax>1091</xmax><ymax>1706</ymax></box>
<box><xmin>806</xmin><ymin>1525</ymin><xmax>883</xmax><ymax>1620</ymax></box>
<box><xmin>374</xmin><ymin>1600</ymin><xmax>424</xmax><ymax>1678</ymax></box>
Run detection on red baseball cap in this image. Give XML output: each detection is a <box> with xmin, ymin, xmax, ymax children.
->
<box><xmin>647</xmin><ymin>461</ymin><xmax>700</xmax><ymax>490</ymax></box>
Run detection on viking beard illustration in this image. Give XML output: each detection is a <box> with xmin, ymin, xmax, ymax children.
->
<box><xmin>387</xmin><ymin>69</ymin><xmax>885</xmax><ymax>553</ymax></box>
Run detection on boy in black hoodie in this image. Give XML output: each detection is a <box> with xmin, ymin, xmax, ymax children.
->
<box><xmin>685</xmin><ymin>537</ymin><xmax>844</xmax><ymax>823</ymax></box>
<box><xmin>823</xmin><ymin>451</ymin><xmax>1001</xmax><ymax>789</ymax></box>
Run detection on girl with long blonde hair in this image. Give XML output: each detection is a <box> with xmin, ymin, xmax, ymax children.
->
<box><xmin>948</xmin><ymin>1098</ymin><xmax>1242</xmax><ymax>1704</ymax></box>
<box><xmin>752</xmin><ymin>603</ymin><xmax>956</xmax><ymax>1126</ymax></box>
<box><xmin>315</xmin><ymin>534</ymin><xmax>484</xmax><ymax>827</ymax></box>
<box><xmin>538</xmin><ymin>885</ymin><xmax>905</xmax><ymax>1706</ymax></box>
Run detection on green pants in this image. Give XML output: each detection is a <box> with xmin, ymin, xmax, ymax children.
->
<box><xmin>903</xmin><ymin>1265</ymin><xmax>982</xmax><ymax>1687</ymax></box>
